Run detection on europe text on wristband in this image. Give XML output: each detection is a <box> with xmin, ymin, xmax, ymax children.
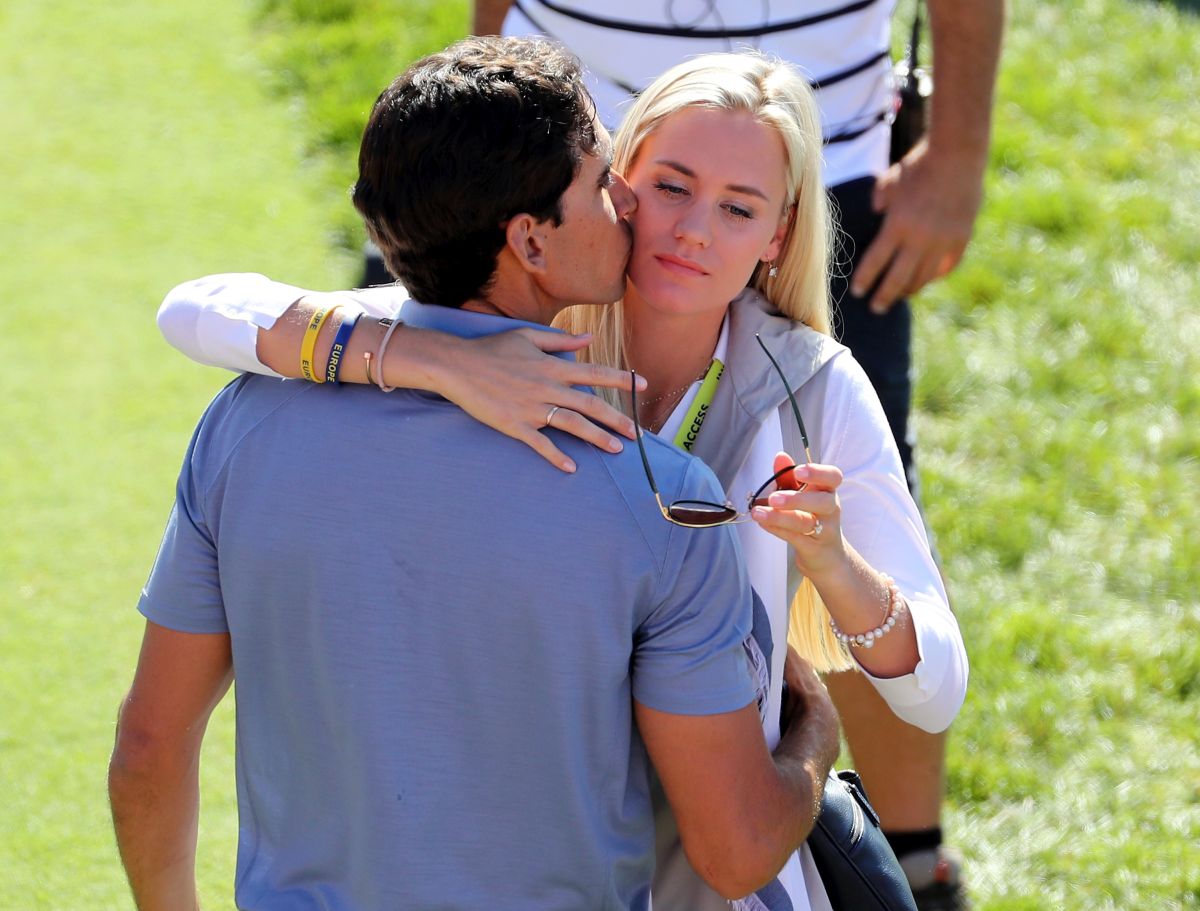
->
<box><xmin>326</xmin><ymin>310</ymin><xmax>363</xmax><ymax>384</ymax></box>
<box><xmin>300</xmin><ymin>305</ymin><xmax>341</xmax><ymax>383</ymax></box>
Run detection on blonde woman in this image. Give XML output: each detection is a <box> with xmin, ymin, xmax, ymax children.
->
<box><xmin>160</xmin><ymin>52</ymin><xmax>965</xmax><ymax>909</ymax></box>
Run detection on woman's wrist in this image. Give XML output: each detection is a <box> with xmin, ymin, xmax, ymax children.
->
<box><xmin>815</xmin><ymin>555</ymin><xmax>889</xmax><ymax>633</ymax></box>
<box><xmin>809</xmin><ymin>548</ymin><xmax>920</xmax><ymax>677</ymax></box>
<box><xmin>309</xmin><ymin>314</ymin><xmax>451</xmax><ymax>394</ymax></box>
<box><xmin>799</xmin><ymin>534</ymin><xmax>854</xmax><ymax>591</ymax></box>
<box><xmin>326</xmin><ymin>311</ymin><xmax>388</xmax><ymax>385</ymax></box>
<box><xmin>380</xmin><ymin>323</ymin><xmax>464</xmax><ymax>397</ymax></box>
<box><xmin>829</xmin><ymin>575</ymin><xmax>905</xmax><ymax>650</ymax></box>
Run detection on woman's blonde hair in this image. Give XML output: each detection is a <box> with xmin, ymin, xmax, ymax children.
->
<box><xmin>557</xmin><ymin>52</ymin><xmax>849</xmax><ymax>671</ymax></box>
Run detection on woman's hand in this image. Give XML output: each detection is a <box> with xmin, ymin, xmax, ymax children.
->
<box><xmin>751</xmin><ymin>453</ymin><xmax>848</xmax><ymax>579</ymax></box>
<box><xmin>434</xmin><ymin>328</ymin><xmax>646</xmax><ymax>474</ymax></box>
<box><xmin>755</xmin><ymin>453</ymin><xmax>921</xmax><ymax>678</ymax></box>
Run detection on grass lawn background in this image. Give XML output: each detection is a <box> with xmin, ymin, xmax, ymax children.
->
<box><xmin>1</xmin><ymin>0</ymin><xmax>1196</xmax><ymax>908</ymax></box>
<box><xmin>0</xmin><ymin>0</ymin><xmax>352</xmax><ymax>904</ymax></box>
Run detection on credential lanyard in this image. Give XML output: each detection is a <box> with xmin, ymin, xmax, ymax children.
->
<box><xmin>672</xmin><ymin>358</ymin><xmax>725</xmax><ymax>452</ymax></box>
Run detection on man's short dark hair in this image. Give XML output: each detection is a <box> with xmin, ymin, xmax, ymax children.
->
<box><xmin>352</xmin><ymin>37</ymin><xmax>599</xmax><ymax>308</ymax></box>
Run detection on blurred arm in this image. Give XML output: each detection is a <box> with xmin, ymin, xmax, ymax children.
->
<box><xmin>473</xmin><ymin>0</ymin><xmax>516</xmax><ymax>34</ymax></box>
<box><xmin>109</xmin><ymin>622</ymin><xmax>233</xmax><ymax>911</ymax></box>
<box><xmin>925</xmin><ymin>0</ymin><xmax>1005</xmax><ymax>175</ymax></box>
<box><xmin>852</xmin><ymin>0</ymin><xmax>1005</xmax><ymax>310</ymax></box>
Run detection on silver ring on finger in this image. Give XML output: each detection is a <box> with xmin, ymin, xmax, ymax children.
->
<box><xmin>804</xmin><ymin>518</ymin><xmax>824</xmax><ymax>538</ymax></box>
<box><xmin>544</xmin><ymin>405</ymin><xmax>562</xmax><ymax>428</ymax></box>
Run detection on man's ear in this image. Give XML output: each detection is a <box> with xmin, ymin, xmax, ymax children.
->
<box><xmin>504</xmin><ymin>213</ymin><xmax>551</xmax><ymax>275</ymax></box>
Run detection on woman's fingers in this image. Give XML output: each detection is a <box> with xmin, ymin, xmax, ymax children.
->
<box><xmin>508</xmin><ymin>329</ymin><xmax>644</xmax><ymax>440</ymax></box>
<box><xmin>522</xmin><ymin>402</ymin><xmax>635</xmax><ymax>473</ymax></box>
<box><xmin>765</xmin><ymin>488</ymin><xmax>837</xmax><ymax>519</ymax></box>
<box><xmin>515</xmin><ymin>425</ymin><xmax>579</xmax><ymax>475</ymax></box>
<box><xmin>549</xmin><ymin>384</ymin><xmax>637</xmax><ymax>441</ymax></box>
<box><xmin>788</xmin><ymin>461</ymin><xmax>843</xmax><ymax>492</ymax></box>
<box><xmin>519</xmin><ymin>328</ymin><xmax>595</xmax><ymax>353</ymax></box>
<box><xmin>445</xmin><ymin>329</ymin><xmax>647</xmax><ymax>469</ymax></box>
<box><xmin>753</xmin><ymin>454</ymin><xmax>844</xmax><ymax>551</ymax></box>
<box><xmin>754</xmin><ymin>452</ymin><xmax>849</xmax><ymax>578</ymax></box>
<box><xmin>754</xmin><ymin>492</ymin><xmax>833</xmax><ymax>542</ymax></box>
<box><xmin>517</xmin><ymin>328</ymin><xmax>647</xmax><ymax>394</ymax></box>
<box><xmin>544</xmin><ymin>406</ymin><xmax>626</xmax><ymax>454</ymax></box>
<box><xmin>564</xmin><ymin>359</ymin><xmax>647</xmax><ymax>396</ymax></box>
<box><xmin>768</xmin><ymin>453</ymin><xmax>843</xmax><ymax>494</ymax></box>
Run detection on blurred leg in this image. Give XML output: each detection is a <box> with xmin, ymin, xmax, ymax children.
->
<box><xmin>824</xmin><ymin>668</ymin><xmax>946</xmax><ymax>828</ymax></box>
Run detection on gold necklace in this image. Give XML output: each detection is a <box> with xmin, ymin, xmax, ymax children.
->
<box><xmin>637</xmin><ymin>362</ymin><xmax>712</xmax><ymax>432</ymax></box>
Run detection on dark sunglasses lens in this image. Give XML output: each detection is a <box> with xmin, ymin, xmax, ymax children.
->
<box><xmin>668</xmin><ymin>500</ymin><xmax>739</xmax><ymax>527</ymax></box>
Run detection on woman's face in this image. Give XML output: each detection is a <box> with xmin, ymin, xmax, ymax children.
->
<box><xmin>623</xmin><ymin>106</ymin><xmax>791</xmax><ymax>319</ymax></box>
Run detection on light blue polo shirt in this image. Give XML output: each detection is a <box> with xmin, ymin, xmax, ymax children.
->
<box><xmin>139</xmin><ymin>302</ymin><xmax>757</xmax><ymax>910</ymax></box>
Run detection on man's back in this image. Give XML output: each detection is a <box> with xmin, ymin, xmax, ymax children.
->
<box><xmin>140</xmin><ymin>374</ymin><xmax>754</xmax><ymax>909</ymax></box>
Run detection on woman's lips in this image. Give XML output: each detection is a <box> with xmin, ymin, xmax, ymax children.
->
<box><xmin>654</xmin><ymin>254</ymin><xmax>708</xmax><ymax>277</ymax></box>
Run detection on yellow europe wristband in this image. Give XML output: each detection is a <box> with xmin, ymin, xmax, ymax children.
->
<box><xmin>299</xmin><ymin>305</ymin><xmax>341</xmax><ymax>383</ymax></box>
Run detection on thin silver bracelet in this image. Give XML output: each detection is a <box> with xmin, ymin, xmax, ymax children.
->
<box><xmin>374</xmin><ymin>313</ymin><xmax>405</xmax><ymax>393</ymax></box>
<box><xmin>829</xmin><ymin>574</ymin><xmax>906</xmax><ymax>649</ymax></box>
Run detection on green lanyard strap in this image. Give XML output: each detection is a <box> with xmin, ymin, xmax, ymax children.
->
<box><xmin>673</xmin><ymin>358</ymin><xmax>725</xmax><ymax>452</ymax></box>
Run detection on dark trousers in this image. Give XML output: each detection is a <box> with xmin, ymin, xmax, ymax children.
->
<box><xmin>828</xmin><ymin>176</ymin><xmax>919</xmax><ymax>496</ymax></box>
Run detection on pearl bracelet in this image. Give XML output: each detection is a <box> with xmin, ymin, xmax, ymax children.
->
<box><xmin>829</xmin><ymin>575</ymin><xmax>906</xmax><ymax>649</ymax></box>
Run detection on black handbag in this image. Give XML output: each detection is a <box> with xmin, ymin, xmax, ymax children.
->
<box><xmin>890</xmin><ymin>3</ymin><xmax>932</xmax><ymax>163</ymax></box>
<box><xmin>807</xmin><ymin>770</ymin><xmax>919</xmax><ymax>911</ymax></box>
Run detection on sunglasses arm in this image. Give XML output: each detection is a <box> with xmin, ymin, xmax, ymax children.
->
<box><xmin>630</xmin><ymin>369</ymin><xmax>666</xmax><ymax>498</ymax></box>
<box><xmin>754</xmin><ymin>333</ymin><xmax>813</xmax><ymax>455</ymax></box>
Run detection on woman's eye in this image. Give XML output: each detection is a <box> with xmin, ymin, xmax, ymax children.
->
<box><xmin>655</xmin><ymin>181</ymin><xmax>687</xmax><ymax>196</ymax></box>
<box><xmin>725</xmin><ymin>204</ymin><xmax>754</xmax><ymax>220</ymax></box>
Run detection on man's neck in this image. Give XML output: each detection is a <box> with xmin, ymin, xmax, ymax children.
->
<box><xmin>460</xmin><ymin>288</ymin><xmax>560</xmax><ymax>327</ymax></box>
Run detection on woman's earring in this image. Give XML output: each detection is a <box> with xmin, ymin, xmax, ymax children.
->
<box><xmin>767</xmin><ymin>261</ymin><xmax>779</xmax><ymax>278</ymax></box>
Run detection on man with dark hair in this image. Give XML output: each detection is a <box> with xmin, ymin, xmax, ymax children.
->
<box><xmin>353</xmin><ymin>38</ymin><xmax>606</xmax><ymax>308</ymax></box>
<box><xmin>109</xmin><ymin>37</ymin><xmax>839</xmax><ymax>910</ymax></box>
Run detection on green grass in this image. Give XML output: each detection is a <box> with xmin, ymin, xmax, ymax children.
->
<box><xmin>251</xmin><ymin>0</ymin><xmax>469</xmax><ymax>251</ymax></box>
<box><xmin>913</xmin><ymin>3</ymin><xmax>1200</xmax><ymax>907</ymax></box>
<box><xmin>2</xmin><ymin>0</ymin><xmax>1196</xmax><ymax>907</ymax></box>
<box><xmin>0</xmin><ymin>0</ymin><xmax>356</xmax><ymax>905</ymax></box>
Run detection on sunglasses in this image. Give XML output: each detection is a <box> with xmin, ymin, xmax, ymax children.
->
<box><xmin>632</xmin><ymin>334</ymin><xmax>813</xmax><ymax>528</ymax></box>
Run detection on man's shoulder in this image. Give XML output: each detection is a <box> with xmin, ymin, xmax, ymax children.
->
<box><xmin>203</xmin><ymin>373</ymin><xmax>308</xmax><ymax>427</ymax></box>
<box><xmin>641</xmin><ymin>432</ymin><xmax>724</xmax><ymax>498</ymax></box>
<box><xmin>581</xmin><ymin>431</ymin><xmax>727</xmax><ymax>527</ymax></box>
<box><xmin>187</xmin><ymin>374</ymin><xmax>312</xmax><ymax>469</ymax></box>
